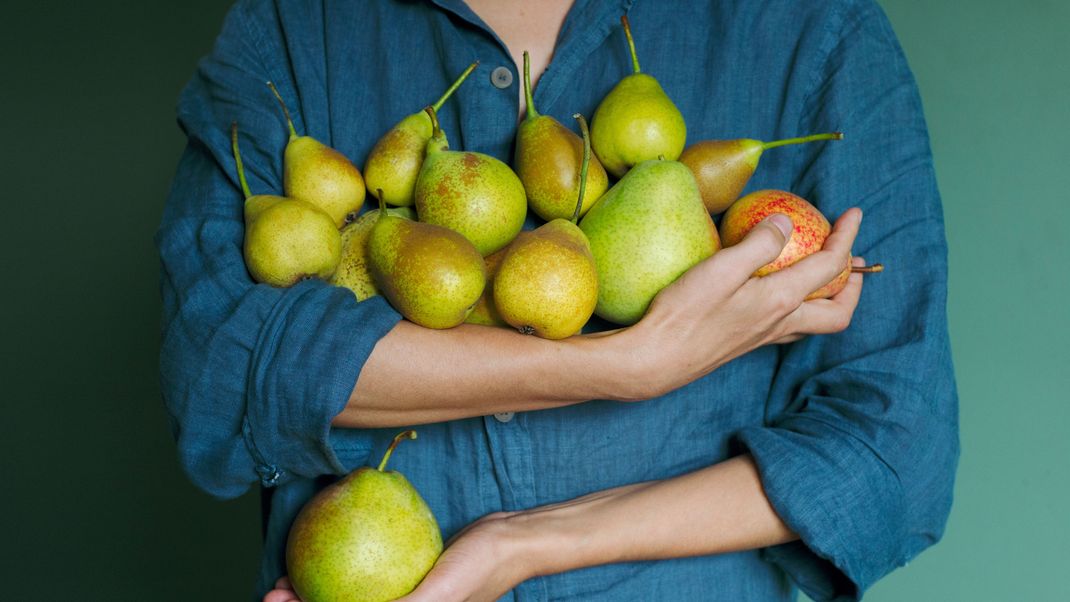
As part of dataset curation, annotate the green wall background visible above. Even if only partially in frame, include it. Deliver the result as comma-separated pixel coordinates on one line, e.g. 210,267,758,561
1,1,1066,600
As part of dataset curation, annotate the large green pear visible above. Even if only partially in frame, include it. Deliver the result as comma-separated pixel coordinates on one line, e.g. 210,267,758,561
580,160,720,325
590,16,686,177
287,431,443,602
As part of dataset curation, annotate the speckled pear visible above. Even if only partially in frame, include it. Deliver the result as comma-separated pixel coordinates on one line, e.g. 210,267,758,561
515,51,608,221
269,82,366,227
415,106,527,256
364,62,479,207
464,247,509,327
331,206,417,301
287,431,443,602
679,133,843,214
580,159,720,325
590,15,686,177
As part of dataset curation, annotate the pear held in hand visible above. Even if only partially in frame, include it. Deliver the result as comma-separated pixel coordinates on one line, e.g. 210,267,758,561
330,206,417,301
231,123,341,287
415,106,527,256
679,132,843,214
268,82,366,227
719,190,882,299
364,61,479,207
495,114,600,339
590,15,687,177
287,431,443,602
368,189,487,328
580,159,720,325
515,51,608,221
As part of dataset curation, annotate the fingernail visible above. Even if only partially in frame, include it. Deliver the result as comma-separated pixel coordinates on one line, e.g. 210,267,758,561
766,213,793,239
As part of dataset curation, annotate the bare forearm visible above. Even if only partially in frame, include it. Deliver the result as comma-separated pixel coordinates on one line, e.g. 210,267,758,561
513,455,796,577
334,321,637,428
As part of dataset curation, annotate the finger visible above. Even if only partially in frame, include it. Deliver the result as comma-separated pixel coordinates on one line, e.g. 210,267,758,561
707,213,794,287
781,260,864,336
263,590,299,602
761,208,861,301
274,577,292,590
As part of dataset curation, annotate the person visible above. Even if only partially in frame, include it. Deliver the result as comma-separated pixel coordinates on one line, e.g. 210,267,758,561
157,0,958,600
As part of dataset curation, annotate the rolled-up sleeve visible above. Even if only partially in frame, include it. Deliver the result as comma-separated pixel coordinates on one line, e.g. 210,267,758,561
155,2,400,499
737,2,959,599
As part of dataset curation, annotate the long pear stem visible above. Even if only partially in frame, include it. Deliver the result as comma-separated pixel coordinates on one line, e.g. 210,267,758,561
523,51,538,120
230,122,253,200
432,61,480,112
621,15,641,74
378,430,417,472
572,114,592,224
266,81,299,140
761,132,843,151
852,264,884,273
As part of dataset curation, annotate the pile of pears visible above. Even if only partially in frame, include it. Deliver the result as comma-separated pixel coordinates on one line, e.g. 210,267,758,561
235,15,879,343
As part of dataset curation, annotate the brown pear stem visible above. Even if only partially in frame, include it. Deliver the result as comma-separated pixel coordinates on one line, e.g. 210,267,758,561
572,113,592,224
620,15,641,74
376,188,387,217
761,132,843,151
432,61,479,112
377,430,417,472
230,122,253,200
852,264,884,273
523,51,538,120
266,81,299,140
425,105,442,138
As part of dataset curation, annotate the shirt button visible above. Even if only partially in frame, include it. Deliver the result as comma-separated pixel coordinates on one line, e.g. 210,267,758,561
493,412,515,423
490,66,514,89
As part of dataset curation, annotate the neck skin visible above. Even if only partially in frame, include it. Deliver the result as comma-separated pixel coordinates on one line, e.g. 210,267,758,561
465,0,574,120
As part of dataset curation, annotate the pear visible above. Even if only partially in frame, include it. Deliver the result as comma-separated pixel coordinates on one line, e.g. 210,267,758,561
231,123,341,287
414,106,527,256
495,115,600,339
368,189,487,328
364,62,479,207
590,15,686,178
515,51,608,222
268,82,366,227
679,133,843,214
287,431,443,602
464,247,509,327
580,159,720,325
331,206,417,301
719,190,882,299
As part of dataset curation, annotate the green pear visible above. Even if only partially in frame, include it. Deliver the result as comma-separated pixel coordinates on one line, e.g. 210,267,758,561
495,115,599,339
464,247,509,327
268,82,367,227
580,159,720,325
590,15,686,178
414,106,527,256
515,51,608,221
331,207,417,301
364,62,479,207
679,133,843,214
368,189,487,328
287,431,443,602
231,123,341,287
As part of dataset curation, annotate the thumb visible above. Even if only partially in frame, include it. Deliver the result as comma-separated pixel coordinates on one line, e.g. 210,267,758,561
715,213,793,286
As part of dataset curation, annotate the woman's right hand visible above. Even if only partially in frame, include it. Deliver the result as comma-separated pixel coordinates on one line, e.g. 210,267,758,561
620,208,865,400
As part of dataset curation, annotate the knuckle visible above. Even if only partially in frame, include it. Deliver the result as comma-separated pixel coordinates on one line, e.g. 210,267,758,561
768,286,801,314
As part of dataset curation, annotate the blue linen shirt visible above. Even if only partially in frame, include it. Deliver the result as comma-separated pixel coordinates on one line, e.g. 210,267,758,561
156,0,958,600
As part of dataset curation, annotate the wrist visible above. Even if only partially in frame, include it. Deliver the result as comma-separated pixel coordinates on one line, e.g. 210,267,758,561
572,326,662,401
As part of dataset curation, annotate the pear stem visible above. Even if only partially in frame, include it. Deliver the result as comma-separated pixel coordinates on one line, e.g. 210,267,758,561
572,114,592,224
432,61,479,112
230,122,253,200
266,81,299,140
523,51,538,120
377,430,417,472
425,106,442,139
621,15,641,74
761,132,843,151
376,188,387,216
852,264,884,273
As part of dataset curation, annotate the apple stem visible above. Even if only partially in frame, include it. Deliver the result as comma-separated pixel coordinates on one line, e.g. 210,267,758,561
230,122,253,200
852,264,884,273
523,51,538,120
572,113,592,224
432,61,479,112
761,132,843,151
266,81,299,141
378,430,417,472
621,15,641,74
